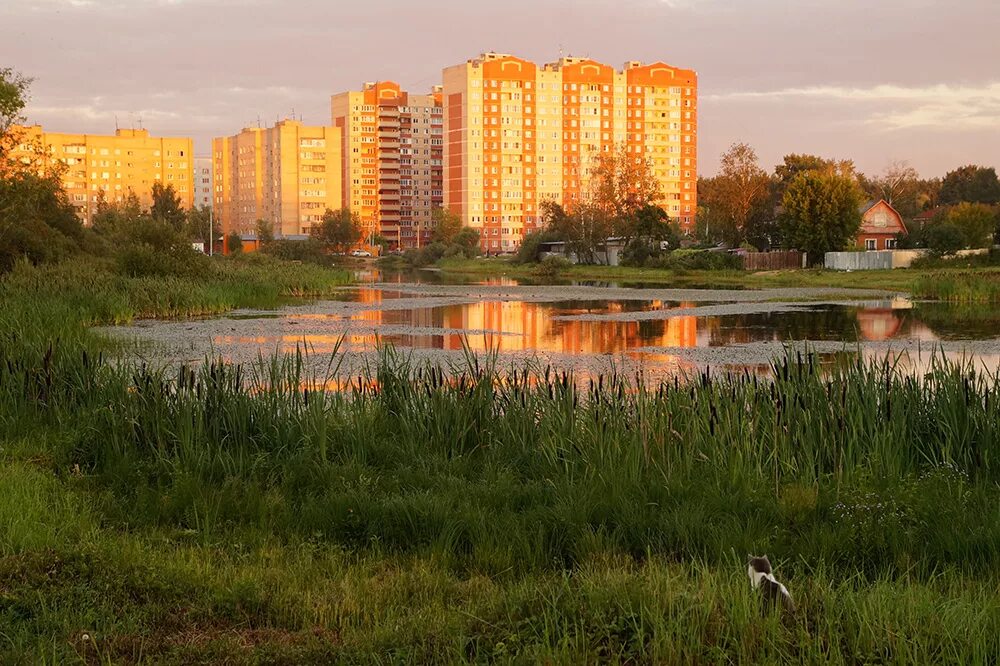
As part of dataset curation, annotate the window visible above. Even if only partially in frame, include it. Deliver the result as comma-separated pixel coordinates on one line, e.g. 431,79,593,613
886,239,897,249
865,239,877,251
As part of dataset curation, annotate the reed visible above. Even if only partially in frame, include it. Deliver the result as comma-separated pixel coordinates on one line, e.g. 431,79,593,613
2,260,999,662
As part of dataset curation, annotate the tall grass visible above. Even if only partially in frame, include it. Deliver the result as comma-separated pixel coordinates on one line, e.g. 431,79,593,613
2,259,1000,662
911,269,1000,302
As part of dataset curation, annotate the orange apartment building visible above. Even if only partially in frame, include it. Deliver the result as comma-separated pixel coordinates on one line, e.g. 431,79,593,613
331,82,444,251
212,119,342,239
442,52,697,252
9,125,194,224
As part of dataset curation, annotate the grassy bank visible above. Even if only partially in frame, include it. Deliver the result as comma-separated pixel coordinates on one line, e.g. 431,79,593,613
433,256,1000,299
3,249,1000,662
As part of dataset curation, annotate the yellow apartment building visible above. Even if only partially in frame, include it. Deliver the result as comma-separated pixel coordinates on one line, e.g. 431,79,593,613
331,82,443,250
212,119,342,239
442,52,697,252
9,125,194,224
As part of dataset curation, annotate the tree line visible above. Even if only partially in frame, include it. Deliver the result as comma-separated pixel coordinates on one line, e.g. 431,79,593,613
699,143,1000,260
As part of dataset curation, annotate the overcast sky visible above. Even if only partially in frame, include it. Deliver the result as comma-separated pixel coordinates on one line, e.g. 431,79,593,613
4,0,999,177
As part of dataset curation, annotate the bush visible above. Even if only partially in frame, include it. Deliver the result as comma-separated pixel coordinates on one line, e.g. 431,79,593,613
260,238,328,265
620,238,662,267
923,223,967,257
646,249,743,271
115,244,210,279
535,254,572,277
514,230,560,264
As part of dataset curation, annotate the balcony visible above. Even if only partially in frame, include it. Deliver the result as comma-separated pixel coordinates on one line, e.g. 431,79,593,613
380,213,401,222
378,131,398,139
378,151,399,161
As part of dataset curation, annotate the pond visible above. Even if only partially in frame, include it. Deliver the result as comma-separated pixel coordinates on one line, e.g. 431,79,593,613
100,274,1000,382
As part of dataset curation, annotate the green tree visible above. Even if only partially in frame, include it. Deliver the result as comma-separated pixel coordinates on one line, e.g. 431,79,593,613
0,67,32,166
780,171,863,263
944,202,996,248
226,232,243,255
184,206,213,248
0,171,86,271
92,191,147,237
150,182,186,231
313,207,362,253
255,218,275,244
588,143,663,239
939,165,1000,205
922,223,966,256
712,142,771,244
431,208,464,245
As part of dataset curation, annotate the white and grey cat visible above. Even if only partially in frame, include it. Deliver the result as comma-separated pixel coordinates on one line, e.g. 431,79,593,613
747,555,795,614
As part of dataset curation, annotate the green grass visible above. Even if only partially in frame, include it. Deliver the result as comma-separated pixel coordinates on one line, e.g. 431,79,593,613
433,256,1000,297
3,256,1000,662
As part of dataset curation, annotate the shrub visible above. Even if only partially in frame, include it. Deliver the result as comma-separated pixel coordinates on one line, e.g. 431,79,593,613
535,254,571,277
923,223,966,256
647,249,742,271
261,238,328,265
115,244,210,279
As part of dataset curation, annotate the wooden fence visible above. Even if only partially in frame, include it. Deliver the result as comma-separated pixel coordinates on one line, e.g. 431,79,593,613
741,250,806,271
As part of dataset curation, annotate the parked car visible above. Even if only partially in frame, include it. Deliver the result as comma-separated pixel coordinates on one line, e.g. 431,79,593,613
350,249,372,258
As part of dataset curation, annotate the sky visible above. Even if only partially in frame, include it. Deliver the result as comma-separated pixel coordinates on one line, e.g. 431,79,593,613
3,0,999,178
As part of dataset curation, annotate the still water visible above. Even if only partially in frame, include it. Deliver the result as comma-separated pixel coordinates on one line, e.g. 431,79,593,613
108,272,1000,380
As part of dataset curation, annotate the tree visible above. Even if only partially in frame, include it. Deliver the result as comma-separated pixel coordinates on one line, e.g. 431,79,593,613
774,154,855,187
226,232,243,255
939,165,1000,205
865,160,921,219
92,191,147,237
0,68,32,149
1,68,36,177
922,223,966,256
780,171,864,263
713,142,771,242
944,202,997,248
255,218,274,244
313,207,362,253
588,143,663,230
0,170,86,271
185,206,213,248
540,199,612,265
150,182,186,231
431,208,464,245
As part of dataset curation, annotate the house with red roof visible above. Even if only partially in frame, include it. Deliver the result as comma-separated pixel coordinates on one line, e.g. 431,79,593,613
856,200,907,250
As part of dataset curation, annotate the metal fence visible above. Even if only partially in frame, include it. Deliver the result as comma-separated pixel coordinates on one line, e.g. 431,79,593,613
824,251,894,270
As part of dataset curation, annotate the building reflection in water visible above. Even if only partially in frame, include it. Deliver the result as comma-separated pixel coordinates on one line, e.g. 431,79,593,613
211,291,1000,378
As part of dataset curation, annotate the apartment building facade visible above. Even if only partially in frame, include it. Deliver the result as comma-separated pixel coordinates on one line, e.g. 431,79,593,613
192,156,212,210
331,82,444,251
10,125,194,225
212,119,342,239
442,52,697,252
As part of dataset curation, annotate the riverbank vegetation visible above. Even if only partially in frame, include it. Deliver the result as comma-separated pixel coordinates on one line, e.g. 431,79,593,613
2,291,1000,662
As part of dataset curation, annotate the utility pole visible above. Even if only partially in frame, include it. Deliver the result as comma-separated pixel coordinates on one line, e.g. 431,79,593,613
208,207,213,256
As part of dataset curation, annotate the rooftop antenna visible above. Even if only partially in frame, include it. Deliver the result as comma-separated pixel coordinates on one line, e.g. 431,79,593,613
115,115,119,131
257,114,262,128
137,115,143,130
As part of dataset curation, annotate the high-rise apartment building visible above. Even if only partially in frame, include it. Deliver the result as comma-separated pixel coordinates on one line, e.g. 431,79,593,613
442,52,697,252
212,119,342,239
9,125,194,225
331,82,443,251
193,156,212,210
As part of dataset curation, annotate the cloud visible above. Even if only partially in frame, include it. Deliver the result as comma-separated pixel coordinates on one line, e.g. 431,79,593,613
705,82,1000,131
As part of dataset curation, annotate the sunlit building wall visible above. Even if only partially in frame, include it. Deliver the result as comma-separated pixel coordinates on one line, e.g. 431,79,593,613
10,125,194,225
212,119,342,239
442,52,698,252
331,82,444,250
